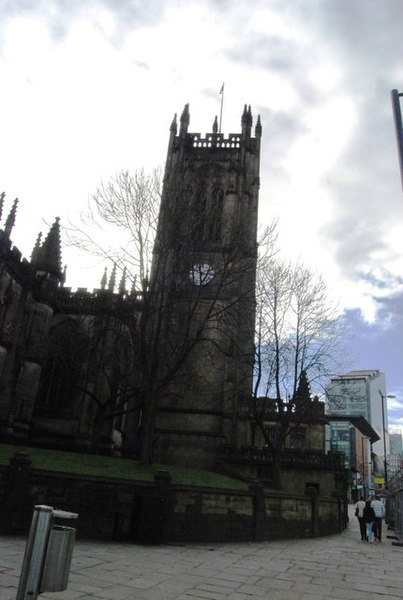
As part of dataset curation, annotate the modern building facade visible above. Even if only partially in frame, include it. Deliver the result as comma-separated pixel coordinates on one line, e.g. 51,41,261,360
389,430,403,479
325,369,389,492
326,369,389,457
390,430,403,455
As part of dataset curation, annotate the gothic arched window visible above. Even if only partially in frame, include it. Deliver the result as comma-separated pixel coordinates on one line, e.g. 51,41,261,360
191,164,224,242
36,318,85,413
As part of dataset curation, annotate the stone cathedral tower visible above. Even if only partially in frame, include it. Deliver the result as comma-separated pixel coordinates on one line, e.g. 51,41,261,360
147,104,261,468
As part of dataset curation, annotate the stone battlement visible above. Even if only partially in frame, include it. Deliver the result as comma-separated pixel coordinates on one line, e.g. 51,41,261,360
190,133,242,149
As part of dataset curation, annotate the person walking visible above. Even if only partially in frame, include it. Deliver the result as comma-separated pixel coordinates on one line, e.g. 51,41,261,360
363,499,376,542
371,494,385,541
354,496,367,541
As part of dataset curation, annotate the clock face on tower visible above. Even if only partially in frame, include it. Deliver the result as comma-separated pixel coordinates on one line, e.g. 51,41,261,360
189,263,215,286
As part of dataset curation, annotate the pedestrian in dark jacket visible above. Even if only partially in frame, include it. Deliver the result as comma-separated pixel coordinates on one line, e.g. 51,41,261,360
363,500,376,542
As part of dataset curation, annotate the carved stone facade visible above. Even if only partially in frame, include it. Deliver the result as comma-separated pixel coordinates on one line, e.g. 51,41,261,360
148,104,261,467
0,108,345,506
0,106,261,465
0,198,141,453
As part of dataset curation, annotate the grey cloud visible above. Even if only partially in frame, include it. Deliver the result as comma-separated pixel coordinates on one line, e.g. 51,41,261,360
260,108,308,182
1,0,166,44
358,270,403,291
3,0,86,40
281,1,403,288
313,0,403,64
319,143,401,283
323,207,393,281
224,31,322,110
225,35,297,72
221,4,402,310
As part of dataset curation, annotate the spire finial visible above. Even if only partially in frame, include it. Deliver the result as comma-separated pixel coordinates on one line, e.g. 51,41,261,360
34,217,63,279
4,198,18,239
170,113,177,134
294,369,311,406
255,114,262,138
212,116,218,134
241,104,248,125
31,231,42,263
100,267,107,290
241,105,252,139
0,192,5,222
179,103,190,136
108,263,116,292
119,267,126,295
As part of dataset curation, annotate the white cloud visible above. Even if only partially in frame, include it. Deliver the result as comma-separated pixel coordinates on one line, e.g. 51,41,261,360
1,0,403,414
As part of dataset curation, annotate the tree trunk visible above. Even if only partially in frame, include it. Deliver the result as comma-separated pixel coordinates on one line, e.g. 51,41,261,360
92,410,106,454
271,451,282,488
138,389,158,465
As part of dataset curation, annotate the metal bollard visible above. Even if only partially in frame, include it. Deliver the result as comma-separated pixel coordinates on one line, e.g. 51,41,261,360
17,505,78,600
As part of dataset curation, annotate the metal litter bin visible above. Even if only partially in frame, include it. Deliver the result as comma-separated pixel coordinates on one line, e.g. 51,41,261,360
40,525,76,592
17,505,78,600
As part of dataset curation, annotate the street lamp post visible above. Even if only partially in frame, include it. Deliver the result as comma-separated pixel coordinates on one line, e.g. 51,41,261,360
391,89,403,191
361,435,367,498
381,392,388,490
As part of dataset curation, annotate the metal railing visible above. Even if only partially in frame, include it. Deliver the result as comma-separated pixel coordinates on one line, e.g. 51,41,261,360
385,470,403,540
221,446,344,469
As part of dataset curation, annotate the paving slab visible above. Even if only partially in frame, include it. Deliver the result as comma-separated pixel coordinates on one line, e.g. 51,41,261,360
1,504,402,600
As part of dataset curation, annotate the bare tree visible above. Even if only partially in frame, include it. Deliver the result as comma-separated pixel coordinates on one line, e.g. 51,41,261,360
63,167,348,476
66,168,161,290
136,216,260,464
64,169,260,464
251,248,348,486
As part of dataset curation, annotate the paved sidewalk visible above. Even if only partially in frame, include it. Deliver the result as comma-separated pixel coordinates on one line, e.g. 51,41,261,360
1,505,403,600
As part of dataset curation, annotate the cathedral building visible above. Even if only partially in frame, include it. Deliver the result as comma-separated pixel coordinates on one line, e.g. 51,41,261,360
0,106,343,502
0,105,261,469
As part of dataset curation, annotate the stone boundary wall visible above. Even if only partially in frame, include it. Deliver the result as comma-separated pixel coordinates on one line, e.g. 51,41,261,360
0,454,346,543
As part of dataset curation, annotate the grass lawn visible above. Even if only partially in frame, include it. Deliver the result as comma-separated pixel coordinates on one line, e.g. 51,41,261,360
0,443,248,490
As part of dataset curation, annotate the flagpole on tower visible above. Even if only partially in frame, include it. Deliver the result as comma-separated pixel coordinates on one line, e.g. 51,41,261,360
219,83,224,133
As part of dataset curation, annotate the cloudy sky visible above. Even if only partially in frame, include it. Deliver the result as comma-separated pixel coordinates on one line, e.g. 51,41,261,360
1,0,403,431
